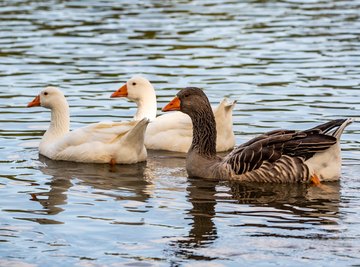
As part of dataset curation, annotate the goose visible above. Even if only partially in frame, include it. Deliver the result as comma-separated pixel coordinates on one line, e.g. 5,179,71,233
162,87,353,183
27,87,149,164
110,76,236,152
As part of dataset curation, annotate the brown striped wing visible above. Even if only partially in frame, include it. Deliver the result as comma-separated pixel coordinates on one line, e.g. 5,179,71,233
223,129,337,176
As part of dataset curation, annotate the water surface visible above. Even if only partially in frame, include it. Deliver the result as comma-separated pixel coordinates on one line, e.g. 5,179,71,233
1,0,360,266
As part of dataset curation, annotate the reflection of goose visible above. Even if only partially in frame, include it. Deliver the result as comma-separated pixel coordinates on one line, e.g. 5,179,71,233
111,76,236,152
185,179,218,244
168,179,340,260
163,87,352,183
29,155,153,218
227,181,340,220
27,87,149,164
30,170,72,217
168,178,219,261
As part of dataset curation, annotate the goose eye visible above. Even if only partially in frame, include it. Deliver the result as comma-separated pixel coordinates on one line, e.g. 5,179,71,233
132,82,136,86
44,92,48,96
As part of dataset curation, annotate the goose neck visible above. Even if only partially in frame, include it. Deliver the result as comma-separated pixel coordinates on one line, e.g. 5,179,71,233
44,102,70,140
134,96,157,121
191,109,217,158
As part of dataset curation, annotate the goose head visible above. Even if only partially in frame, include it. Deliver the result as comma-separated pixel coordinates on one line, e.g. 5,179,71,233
27,86,70,142
27,87,66,110
111,76,157,121
163,87,217,157
162,87,212,116
111,76,155,102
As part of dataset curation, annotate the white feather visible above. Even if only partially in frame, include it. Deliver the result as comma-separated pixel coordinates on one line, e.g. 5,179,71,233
112,76,236,152
30,87,149,164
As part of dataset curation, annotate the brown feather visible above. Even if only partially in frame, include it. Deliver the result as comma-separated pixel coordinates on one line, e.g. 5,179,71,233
224,127,338,175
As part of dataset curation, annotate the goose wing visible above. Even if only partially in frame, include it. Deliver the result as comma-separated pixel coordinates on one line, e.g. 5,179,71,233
57,121,138,148
76,121,137,143
223,128,337,175
145,111,193,152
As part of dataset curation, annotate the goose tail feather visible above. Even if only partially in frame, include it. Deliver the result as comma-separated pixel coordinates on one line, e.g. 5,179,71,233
308,118,353,139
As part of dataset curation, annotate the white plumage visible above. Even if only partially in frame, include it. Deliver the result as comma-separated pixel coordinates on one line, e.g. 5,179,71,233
28,87,149,164
111,76,236,152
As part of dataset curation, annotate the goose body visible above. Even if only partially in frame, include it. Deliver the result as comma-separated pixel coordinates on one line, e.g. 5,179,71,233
162,87,352,183
28,87,149,164
111,76,236,152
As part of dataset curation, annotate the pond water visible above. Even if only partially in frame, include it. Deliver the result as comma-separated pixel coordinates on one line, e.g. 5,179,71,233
1,0,360,266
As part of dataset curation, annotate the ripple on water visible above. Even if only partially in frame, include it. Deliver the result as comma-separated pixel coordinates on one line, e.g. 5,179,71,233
0,0,359,266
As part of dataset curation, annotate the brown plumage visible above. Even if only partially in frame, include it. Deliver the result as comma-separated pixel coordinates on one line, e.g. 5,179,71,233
162,87,352,183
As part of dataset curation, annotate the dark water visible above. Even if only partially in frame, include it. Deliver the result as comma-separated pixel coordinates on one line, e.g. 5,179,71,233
1,0,360,266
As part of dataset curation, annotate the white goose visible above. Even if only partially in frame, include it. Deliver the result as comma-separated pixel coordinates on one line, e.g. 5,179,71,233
110,76,236,153
27,87,149,164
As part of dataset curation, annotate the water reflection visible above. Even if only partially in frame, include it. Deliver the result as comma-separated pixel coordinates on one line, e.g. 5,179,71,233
226,181,341,230
168,179,341,260
169,178,218,261
28,155,152,221
1,0,359,264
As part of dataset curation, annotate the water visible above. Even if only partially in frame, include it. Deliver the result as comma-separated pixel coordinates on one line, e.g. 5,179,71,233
1,0,360,266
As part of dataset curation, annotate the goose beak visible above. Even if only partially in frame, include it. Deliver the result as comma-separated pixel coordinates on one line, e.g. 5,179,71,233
27,95,41,107
162,96,181,112
111,84,128,98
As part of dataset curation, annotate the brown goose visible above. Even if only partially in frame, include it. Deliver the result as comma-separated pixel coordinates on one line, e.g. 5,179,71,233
162,87,353,183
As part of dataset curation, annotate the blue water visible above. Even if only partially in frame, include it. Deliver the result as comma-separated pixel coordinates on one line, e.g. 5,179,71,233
0,0,359,266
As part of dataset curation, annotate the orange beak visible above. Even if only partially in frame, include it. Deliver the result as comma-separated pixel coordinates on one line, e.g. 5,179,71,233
111,84,128,98
27,95,41,107
162,96,181,112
